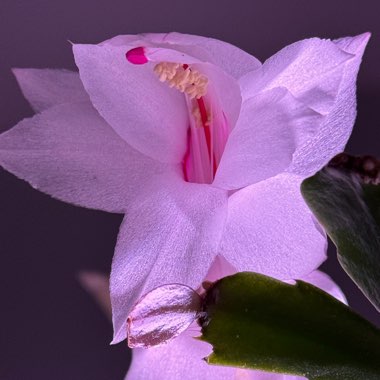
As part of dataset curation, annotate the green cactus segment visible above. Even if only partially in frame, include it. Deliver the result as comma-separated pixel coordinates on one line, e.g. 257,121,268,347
200,272,380,380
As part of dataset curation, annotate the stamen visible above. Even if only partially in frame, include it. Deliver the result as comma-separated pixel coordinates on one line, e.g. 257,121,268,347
124,49,229,184
154,62,180,82
153,62,208,99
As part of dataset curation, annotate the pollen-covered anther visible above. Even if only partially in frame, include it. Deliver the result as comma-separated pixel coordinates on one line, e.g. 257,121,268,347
153,62,180,82
154,62,208,99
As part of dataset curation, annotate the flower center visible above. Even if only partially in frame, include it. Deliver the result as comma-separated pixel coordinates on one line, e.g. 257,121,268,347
126,47,230,184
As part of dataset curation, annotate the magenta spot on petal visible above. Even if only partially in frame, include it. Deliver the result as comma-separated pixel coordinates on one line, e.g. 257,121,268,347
126,47,148,65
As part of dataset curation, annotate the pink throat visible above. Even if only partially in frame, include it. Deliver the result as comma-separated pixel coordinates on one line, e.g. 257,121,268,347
126,47,230,184
183,94,229,184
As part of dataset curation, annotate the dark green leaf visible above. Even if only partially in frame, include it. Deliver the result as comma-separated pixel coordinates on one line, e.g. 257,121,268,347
200,272,380,380
301,154,380,310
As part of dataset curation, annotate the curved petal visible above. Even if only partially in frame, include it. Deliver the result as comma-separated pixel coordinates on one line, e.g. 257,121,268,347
0,101,172,213
74,35,246,165
219,173,327,280
142,32,262,79
248,371,305,380
240,37,353,114
73,42,188,164
214,88,322,190
203,255,237,284
127,332,305,380
288,33,370,177
102,32,261,79
12,68,89,112
110,179,227,343
102,34,216,65
126,333,237,380
99,34,142,47
300,270,347,304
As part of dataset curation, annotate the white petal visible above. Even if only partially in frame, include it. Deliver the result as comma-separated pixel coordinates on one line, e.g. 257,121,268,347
0,102,172,212
288,33,370,177
111,178,227,343
214,88,321,190
73,42,188,164
219,173,327,280
140,32,262,79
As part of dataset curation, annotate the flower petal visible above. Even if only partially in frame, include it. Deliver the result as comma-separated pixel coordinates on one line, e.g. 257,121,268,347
12,68,89,112
240,37,353,113
214,88,322,190
219,173,327,280
142,32,262,79
73,42,189,164
99,34,142,47
300,270,347,304
0,101,171,212
126,333,237,380
246,371,305,380
127,332,306,379
203,255,237,284
110,179,227,343
288,33,370,177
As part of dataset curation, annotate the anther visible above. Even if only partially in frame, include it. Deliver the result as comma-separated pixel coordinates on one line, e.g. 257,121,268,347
153,62,208,99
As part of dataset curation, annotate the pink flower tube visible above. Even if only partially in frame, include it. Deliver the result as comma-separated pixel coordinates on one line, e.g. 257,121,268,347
0,32,369,351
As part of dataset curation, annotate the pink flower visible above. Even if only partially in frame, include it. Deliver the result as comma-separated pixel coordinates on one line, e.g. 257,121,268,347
0,32,369,347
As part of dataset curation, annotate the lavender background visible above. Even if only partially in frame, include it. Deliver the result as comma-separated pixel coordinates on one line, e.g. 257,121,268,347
0,0,379,379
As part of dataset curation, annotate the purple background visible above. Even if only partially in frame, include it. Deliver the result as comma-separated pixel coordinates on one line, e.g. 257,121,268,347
1,1,379,379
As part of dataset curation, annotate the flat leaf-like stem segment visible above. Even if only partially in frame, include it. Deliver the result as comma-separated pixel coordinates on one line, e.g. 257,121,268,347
301,154,380,311
200,272,380,379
